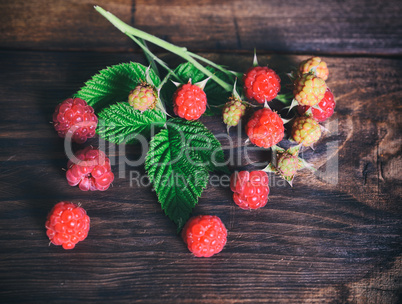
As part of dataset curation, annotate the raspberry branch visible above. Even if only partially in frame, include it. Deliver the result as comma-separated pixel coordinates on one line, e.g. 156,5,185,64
95,6,234,92
127,33,179,81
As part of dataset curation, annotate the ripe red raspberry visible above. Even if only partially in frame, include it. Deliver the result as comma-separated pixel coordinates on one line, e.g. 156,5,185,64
297,88,335,122
66,146,114,191
222,98,246,128
128,84,157,112
45,202,90,250
230,171,269,210
53,98,97,144
293,73,327,106
173,83,207,120
291,116,322,147
181,215,227,257
246,108,284,148
243,66,281,103
299,57,329,81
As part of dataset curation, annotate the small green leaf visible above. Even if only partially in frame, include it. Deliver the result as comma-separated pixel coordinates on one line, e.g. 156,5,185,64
174,62,207,82
275,92,294,105
74,62,161,111
97,102,166,144
287,144,301,156
145,118,228,230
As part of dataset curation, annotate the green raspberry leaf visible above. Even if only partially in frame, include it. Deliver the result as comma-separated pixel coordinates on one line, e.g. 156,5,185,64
74,62,161,111
166,118,229,173
173,62,208,83
145,118,228,230
97,102,166,144
145,128,208,230
161,62,233,116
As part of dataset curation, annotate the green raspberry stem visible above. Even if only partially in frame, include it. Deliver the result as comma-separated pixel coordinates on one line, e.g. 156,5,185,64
95,6,233,92
187,51,242,78
127,33,179,81
136,37,160,77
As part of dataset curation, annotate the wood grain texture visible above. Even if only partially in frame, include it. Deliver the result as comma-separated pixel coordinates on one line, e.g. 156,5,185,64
0,51,401,303
1,0,402,55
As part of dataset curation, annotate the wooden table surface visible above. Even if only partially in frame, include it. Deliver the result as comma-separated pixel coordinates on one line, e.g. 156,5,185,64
0,1,401,303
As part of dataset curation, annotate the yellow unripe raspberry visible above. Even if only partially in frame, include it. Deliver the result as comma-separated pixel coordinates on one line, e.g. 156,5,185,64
299,57,329,81
291,116,322,147
293,74,327,106
128,84,157,112
223,98,246,127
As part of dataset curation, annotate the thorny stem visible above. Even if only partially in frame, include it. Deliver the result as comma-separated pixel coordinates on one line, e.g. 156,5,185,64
95,6,233,92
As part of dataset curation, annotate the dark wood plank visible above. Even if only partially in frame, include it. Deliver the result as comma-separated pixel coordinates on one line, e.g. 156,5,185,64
0,51,401,303
1,0,402,55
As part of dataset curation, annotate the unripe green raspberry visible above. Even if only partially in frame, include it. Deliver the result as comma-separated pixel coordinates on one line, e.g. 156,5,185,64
223,98,246,127
128,84,157,112
292,116,322,147
299,57,329,81
293,74,327,106
277,153,299,178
